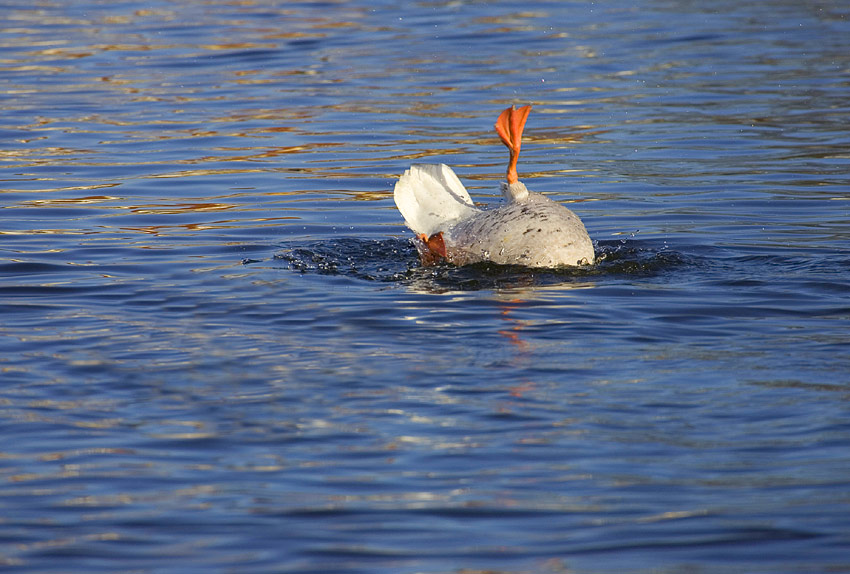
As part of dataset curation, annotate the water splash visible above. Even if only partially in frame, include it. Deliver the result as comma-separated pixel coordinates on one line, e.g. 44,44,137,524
258,236,693,291
271,238,418,282
592,238,689,277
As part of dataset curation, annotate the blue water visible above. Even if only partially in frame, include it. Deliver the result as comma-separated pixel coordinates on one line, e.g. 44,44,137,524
2,1,849,572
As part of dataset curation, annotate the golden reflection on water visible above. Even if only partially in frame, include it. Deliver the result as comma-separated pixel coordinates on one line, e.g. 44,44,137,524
0,0,613,252
21,195,121,207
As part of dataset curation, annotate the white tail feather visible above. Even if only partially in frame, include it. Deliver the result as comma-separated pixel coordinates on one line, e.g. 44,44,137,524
393,164,479,237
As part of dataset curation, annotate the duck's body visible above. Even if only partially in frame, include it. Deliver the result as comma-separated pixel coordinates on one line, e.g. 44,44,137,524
394,105,594,268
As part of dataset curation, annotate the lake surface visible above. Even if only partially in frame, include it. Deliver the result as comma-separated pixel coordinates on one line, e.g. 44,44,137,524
2,1,849,572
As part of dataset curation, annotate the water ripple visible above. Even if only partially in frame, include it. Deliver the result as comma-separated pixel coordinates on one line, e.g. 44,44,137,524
2,1,850,573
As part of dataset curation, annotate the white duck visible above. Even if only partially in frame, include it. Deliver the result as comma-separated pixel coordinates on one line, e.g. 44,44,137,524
393,105,594,268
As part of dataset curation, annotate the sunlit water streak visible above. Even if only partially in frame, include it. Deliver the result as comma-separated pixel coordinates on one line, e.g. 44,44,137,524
1,1,850,573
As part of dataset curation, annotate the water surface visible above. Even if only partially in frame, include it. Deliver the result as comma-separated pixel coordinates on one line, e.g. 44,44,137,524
2,1,850,572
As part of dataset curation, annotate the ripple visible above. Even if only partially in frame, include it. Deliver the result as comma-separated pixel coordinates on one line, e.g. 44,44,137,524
265,237,694,292
3,1,850,573
270,237,418,282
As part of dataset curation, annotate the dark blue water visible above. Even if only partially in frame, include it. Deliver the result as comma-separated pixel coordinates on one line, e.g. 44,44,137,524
2,1,849,572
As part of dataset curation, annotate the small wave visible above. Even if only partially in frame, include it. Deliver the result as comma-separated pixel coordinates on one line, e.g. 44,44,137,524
270,238,419,282
259,237,693,291
592,240,694,277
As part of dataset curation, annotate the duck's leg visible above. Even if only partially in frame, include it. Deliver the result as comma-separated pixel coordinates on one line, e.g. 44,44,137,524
416,231,447,265
494,105,531,184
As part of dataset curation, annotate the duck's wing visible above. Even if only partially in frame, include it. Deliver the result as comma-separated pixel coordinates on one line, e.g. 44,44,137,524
393,164,479,237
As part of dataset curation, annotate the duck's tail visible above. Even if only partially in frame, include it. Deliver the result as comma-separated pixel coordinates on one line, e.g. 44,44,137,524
393,164,479,238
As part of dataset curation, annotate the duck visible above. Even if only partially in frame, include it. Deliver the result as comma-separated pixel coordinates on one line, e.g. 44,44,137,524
393,105,595,268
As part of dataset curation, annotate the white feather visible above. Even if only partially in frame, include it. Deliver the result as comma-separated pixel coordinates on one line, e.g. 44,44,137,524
393,164,479,237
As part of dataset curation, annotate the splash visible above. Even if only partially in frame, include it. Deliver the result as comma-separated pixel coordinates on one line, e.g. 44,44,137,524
271,238,418,282
254,236,692,291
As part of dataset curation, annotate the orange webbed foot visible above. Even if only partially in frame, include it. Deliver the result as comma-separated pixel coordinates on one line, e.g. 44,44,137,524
418,232,447,265
494,105,531,184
